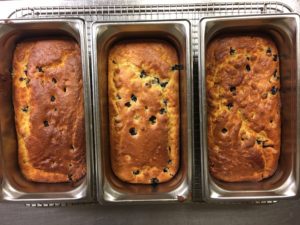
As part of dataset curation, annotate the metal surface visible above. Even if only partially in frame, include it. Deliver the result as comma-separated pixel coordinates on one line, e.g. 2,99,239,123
92,21,192,203
1,199,300,225
199,13,300,202
4,2,293,58
0,0,296,205
4,0,293,204
0,18,93,202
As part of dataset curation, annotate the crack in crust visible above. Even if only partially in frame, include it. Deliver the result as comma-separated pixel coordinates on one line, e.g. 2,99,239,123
13,39,86,183
206,35,281,182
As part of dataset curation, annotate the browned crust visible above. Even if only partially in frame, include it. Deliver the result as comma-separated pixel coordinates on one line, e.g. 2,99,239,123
13,39,86,183
206,35,281,182
108,40,180,184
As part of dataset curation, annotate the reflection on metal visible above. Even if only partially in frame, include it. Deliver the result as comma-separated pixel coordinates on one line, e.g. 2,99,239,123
6,2,292,55
92,21,192,203
199,14,300,202
0,19,93,203
0,0,297,205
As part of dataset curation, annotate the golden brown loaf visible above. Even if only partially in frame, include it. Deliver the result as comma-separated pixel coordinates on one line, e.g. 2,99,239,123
13,39,86,183
108,40,180,184
206,35,281,182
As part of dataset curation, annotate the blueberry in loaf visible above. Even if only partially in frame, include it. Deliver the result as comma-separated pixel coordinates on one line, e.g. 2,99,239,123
108,40,180,184
13,39,86,183
206,35,281,182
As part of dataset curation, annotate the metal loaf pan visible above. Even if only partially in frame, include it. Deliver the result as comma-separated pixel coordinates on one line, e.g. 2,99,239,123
92,20,192,203
199,14,300,202
0,18,93,202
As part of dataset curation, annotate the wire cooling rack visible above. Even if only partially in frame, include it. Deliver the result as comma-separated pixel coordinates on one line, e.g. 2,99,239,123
5,1,293,203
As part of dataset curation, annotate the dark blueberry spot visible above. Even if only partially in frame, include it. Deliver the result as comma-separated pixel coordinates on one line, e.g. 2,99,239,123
270,119,273,123
116,94,121,100
151,77,160,84
52,78,57,83
266,47,272,56
171,64,184,71
246,64,251,72
21,106,28,112
159,108,166,114
271,86,278,95
221,128,227,133
229,47,236,55
168,146,171,152
54,108,57,111
149,115,156,124
256,139,262,145
24,70,28,75
145,106,148,110
51,96,56,102
63,87,67,92
163,99,168,105
132,170,140,175
43,120,49,127
131,94,137,102
125,102,131,107
112,60,117,64
246,56,250,61
163,167,169,173
151,178,159,185
160,81,168,88
140,70,147,78
129,127,137,136
145,82,151,88
19,77,25,81
168,159,172,164
227,102,233,109
229,86,236,93
37,66,43,72
273,54,278,61
68,174,72,181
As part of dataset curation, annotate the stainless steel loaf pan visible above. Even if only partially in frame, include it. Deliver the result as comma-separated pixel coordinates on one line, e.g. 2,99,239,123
92,20,192,203
199,14,300,202
0,18,93,202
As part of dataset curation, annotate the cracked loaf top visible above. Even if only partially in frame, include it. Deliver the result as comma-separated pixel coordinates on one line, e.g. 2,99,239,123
108,40,180,184
13,39,86,183
206,35,281,182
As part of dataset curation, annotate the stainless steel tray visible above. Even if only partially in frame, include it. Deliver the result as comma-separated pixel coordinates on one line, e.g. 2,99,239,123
92,20,192,203
0,0,297,206
199,13,300,202
0,18,93,202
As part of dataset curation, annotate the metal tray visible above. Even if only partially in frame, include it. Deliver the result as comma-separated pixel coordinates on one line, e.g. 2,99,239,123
0,1,296,206
92,20,192,203
0,18,93,202
199,13,300,202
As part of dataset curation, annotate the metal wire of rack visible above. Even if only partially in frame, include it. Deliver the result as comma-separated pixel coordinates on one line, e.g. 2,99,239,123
7,2,292,55
5,1,293,203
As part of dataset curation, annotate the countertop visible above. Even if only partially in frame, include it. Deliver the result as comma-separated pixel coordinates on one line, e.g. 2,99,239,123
0,200,298,225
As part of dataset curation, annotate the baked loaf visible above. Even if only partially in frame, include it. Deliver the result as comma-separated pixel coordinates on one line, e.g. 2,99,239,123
13,39,86,183
108,40,180,184
206,35,281,182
